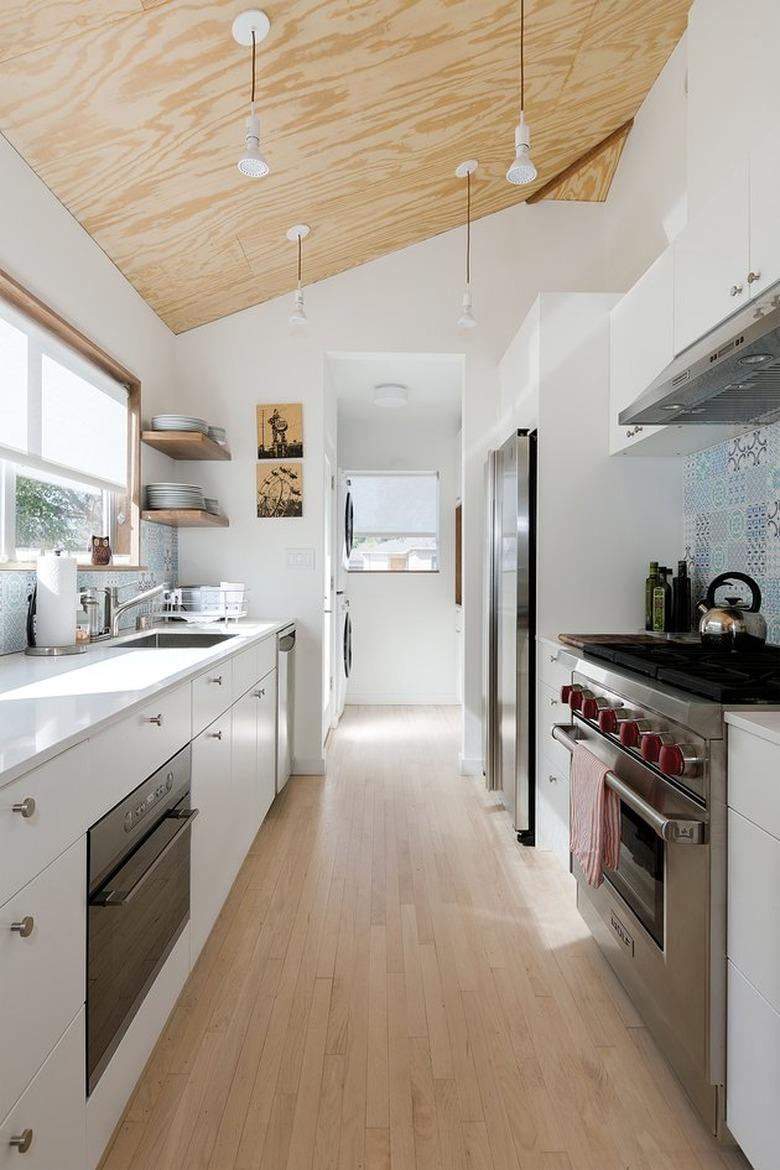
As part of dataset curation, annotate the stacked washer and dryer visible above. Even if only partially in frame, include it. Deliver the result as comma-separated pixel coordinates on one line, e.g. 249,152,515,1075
333,475,353,726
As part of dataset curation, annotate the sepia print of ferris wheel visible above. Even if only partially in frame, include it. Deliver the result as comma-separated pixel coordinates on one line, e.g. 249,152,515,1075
256,462,303,518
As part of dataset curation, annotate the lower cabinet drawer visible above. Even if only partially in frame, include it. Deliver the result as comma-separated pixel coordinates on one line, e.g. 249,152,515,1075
0,1009,86,1170
232,645,259,702
728,808,780,1012
0,741,90,907
727,961,780,1170
538,641,576,695
256,635,276,685
0,837,86,1122
537,681,572,777
89,683,192,820
192,659,233,737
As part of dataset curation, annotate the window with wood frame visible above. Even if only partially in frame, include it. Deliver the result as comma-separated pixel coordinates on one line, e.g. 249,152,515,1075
0,270,141,566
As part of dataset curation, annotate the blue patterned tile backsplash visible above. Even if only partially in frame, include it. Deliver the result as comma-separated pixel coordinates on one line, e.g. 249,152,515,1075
683,424,780,644
0,521,178,655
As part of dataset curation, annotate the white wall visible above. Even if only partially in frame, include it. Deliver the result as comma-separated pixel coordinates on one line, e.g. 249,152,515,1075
0,136,175,488
339,417,459,704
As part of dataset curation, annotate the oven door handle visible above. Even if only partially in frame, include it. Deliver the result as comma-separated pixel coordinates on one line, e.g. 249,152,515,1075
551,725,706,845
91,808,199,907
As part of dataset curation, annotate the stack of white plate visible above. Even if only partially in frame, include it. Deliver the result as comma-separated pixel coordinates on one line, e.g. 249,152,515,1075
204,498,221,515
151,415,208,434
207,426,227,444
146,483,205,510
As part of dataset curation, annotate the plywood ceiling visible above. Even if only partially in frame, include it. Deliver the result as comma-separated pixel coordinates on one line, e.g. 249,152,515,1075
0,1,691,333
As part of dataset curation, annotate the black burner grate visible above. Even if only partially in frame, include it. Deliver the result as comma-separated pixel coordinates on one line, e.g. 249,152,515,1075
582,641,780,702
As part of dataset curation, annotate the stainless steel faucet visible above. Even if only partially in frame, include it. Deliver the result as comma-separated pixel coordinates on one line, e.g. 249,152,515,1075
109,583,169,637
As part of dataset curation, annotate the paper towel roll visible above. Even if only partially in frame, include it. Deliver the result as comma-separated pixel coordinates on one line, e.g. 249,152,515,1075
36,552,78,648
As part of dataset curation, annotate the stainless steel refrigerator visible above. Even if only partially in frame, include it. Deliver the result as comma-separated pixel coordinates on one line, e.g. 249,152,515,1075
483,430,536,843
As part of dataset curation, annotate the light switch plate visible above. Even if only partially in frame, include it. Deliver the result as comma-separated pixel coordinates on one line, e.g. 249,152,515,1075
287,548,315,570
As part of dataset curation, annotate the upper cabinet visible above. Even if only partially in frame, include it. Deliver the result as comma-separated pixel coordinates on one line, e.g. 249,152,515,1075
747,133,780,302
610,250,673,455
673,170,750,355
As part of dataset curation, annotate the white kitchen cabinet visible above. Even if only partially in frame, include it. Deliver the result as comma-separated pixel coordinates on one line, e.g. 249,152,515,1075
255,669,277,824
609,250,671,454
232,686,261,856
0,837,86,1122
537,752,571,875
192,659,233,738
747,131,780,303
0,1009,86,1170
674,170,750,355
190,710,234,963
728,808,780,1011
727,962,780,1170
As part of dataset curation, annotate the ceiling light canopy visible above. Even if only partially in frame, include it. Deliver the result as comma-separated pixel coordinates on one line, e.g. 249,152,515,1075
373,383,409,409
233,10,271,179
506,0,538,187
455,159,478,329
287,224,310,326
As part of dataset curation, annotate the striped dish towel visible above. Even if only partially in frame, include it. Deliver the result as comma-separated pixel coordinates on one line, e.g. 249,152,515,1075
569,742,621,888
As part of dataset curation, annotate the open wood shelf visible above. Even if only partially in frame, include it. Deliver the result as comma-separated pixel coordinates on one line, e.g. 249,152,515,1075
142,509,229,528
142,431,231,461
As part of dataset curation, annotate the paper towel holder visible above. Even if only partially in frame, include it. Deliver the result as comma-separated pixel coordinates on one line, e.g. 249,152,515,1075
24,553,87,657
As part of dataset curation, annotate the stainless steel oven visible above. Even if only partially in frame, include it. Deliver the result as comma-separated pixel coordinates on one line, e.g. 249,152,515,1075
552,660,728,1137
86,744,197,1095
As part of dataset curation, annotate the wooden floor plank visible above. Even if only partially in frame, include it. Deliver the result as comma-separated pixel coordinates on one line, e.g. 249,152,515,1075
99,707,748,1170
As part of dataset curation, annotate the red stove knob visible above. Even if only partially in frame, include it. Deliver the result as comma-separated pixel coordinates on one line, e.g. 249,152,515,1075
582,696,609,720
641,732,674,764
570,688,594,712
560,685,573,703
619,719,652,748
658,743,700,778
598,708,631,734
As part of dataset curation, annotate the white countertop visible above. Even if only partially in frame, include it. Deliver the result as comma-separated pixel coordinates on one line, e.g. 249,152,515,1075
725,709,780,749
0,619,292,787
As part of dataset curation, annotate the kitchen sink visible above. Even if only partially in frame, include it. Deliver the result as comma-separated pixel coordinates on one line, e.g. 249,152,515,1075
112,631,239,649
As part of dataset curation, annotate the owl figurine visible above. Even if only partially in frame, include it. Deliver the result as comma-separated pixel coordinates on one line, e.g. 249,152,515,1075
91,536,112,566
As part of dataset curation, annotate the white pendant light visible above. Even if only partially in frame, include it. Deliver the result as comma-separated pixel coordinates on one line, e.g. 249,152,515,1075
455,159,478,329
287,224,310,326
506,0,538,186
233,10,271,178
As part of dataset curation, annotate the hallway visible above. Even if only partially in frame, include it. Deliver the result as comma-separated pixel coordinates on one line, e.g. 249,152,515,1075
101,707,747,1170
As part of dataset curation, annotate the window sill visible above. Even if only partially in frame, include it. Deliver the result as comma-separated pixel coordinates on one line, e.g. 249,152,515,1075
347,569,440,575
0,563,149,573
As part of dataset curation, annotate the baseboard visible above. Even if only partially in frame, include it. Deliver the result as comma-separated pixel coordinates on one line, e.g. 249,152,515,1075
459,754,484,776
346,693,460,706
292,755,326,776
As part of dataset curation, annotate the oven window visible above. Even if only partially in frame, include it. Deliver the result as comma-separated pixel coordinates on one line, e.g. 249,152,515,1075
605,803,665,948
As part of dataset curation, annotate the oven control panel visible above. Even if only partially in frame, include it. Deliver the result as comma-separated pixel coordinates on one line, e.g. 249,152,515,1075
561,676,708,801
123,769,175,833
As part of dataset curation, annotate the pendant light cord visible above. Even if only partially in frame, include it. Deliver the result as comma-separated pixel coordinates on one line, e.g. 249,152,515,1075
251,30,256,105
520,0,525,112
466,172,471,286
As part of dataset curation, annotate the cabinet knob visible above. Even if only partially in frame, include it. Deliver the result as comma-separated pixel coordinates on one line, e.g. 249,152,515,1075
747,270,761,285
9,1129,33,1153
253,689,265,698
549,696,558,707
207,730,223,740
11,798,36,819
208,675,223,686
548,774,558,784
144,714,163,726
10,916,34,938
625,425,644,438
548,653,558,663
730,283,744,297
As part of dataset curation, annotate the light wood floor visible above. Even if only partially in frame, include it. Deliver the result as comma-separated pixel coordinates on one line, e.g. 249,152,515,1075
102,706,750,1170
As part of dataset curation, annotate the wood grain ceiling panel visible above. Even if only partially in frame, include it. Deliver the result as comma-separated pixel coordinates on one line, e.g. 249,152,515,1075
0,0,691,332
0,1,143,65
529,119,633,202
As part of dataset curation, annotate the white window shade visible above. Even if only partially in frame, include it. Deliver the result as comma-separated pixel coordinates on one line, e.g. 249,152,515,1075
41,355,127,489
350,472,438,536
0,301,128,492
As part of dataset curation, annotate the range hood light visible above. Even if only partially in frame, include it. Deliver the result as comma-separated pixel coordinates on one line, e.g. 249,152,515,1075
739,353,772,365
662,404,682,411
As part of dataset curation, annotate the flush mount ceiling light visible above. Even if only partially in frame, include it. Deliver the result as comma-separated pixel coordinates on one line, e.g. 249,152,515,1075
286,224,310,326
232,9,271,178
506,0,538,186
373,383,409,409
455,159,478,329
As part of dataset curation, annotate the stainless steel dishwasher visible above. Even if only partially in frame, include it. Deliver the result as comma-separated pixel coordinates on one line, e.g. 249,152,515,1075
276,625,295,791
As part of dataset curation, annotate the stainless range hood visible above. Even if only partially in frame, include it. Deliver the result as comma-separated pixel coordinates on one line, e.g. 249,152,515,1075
620,282,780,426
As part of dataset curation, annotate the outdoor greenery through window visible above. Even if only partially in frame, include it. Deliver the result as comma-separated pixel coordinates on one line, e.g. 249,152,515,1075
0,298,128,564
348,471,439,572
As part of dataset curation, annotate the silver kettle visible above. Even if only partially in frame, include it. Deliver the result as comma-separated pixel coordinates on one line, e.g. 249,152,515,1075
697,572,767,649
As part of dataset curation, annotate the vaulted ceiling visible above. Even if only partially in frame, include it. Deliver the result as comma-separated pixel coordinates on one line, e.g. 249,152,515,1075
0,1,691,333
